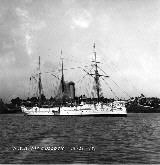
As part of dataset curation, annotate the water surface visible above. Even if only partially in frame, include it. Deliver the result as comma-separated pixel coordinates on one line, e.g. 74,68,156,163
1,113,160,164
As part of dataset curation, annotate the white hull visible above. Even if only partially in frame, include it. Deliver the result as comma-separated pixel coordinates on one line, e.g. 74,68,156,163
21,101,127,116
21,106,59,116
59,104,126,116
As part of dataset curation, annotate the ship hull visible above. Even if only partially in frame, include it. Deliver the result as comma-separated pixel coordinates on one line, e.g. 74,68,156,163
21,106,59,116
21,101,127,116
25,114,127,117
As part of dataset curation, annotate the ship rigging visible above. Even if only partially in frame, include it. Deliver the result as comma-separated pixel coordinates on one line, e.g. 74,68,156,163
21,43,127,116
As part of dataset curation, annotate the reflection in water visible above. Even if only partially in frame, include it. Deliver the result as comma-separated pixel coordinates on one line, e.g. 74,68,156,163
1,113,160,163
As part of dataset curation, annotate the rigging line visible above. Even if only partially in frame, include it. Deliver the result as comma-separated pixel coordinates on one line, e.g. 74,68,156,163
89,75,93,98
109,77,131,98
101,77,119,100
76,66,94,84
44,70,54,74
76,73,88,84
110,79,131,98
31,78,36,97
97,66,131,98
32,73,39,77
57,65,90,71
96,48,124,74
108,61,140,95
47,65,90,74
46,72,60,80
82,68,95,79
85,86,90,97
97,47,140,95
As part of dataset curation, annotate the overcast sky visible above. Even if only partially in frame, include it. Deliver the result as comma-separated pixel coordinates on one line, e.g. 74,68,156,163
1,0,160,101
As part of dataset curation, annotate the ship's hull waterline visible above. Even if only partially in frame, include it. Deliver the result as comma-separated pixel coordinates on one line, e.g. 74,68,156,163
21,102,127,116
25,114,127,117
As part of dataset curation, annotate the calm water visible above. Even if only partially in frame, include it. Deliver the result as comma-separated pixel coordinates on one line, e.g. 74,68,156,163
1,113,160,164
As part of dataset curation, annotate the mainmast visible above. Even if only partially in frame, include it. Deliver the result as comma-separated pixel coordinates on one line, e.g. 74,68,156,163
85,43,109,102
38,56,42,106
93,43,100,101
61,50,65,94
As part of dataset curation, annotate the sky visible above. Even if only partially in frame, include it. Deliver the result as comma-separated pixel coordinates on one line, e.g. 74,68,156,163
1,0,160,102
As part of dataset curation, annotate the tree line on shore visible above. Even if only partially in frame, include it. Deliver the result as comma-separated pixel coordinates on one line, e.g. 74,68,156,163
1,94,160,113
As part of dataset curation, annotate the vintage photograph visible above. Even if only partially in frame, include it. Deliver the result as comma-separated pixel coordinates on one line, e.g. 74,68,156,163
0,0,160,164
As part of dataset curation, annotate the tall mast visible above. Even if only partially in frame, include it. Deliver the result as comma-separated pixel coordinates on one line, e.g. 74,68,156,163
38,56,42,106
84,44,109,101
93,43,100,102
61,50,65,94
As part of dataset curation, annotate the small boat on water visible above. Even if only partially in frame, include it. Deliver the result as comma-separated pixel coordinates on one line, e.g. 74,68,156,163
21,44,127,116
